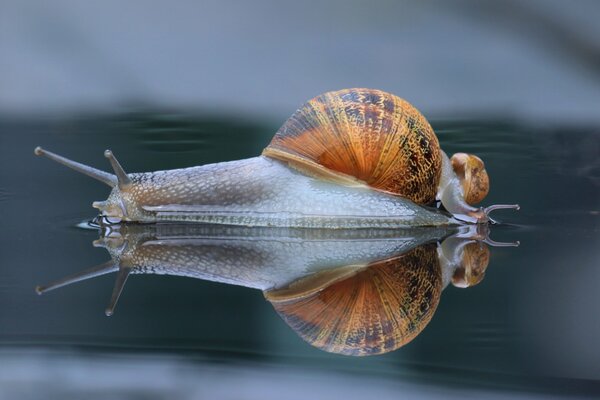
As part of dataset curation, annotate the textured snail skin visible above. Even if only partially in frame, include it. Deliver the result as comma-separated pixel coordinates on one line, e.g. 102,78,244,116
35,224,460,314
99,224,457,291
35,89,518,227
105,156,453,228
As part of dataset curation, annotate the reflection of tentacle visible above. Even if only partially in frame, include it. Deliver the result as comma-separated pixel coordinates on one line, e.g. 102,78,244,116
36,260,117,294
105,269,130,316
455,224,519,247
483,236,520,247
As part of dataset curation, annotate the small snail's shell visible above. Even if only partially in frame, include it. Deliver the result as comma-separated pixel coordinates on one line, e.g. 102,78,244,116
450,153,490,205
263,88,442,204
266,244,442,356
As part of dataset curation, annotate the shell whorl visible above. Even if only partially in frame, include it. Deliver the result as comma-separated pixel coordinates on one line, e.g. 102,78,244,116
267,244,443,356
263,89,442,204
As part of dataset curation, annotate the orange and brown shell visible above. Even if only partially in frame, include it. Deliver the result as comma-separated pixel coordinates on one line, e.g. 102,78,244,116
450,153,490,205
265,244,443,356
263,88,443,205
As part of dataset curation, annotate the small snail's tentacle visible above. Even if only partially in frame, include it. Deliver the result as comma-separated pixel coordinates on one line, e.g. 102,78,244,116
105,268,130,317
35,260,117,295
484,204,521,214
104,150,132,189
483,204,520,225
34,147,117,187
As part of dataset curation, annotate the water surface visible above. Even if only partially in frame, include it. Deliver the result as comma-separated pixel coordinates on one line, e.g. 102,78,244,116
0,113,598,398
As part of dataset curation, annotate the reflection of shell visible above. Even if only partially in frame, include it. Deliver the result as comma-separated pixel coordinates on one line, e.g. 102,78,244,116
263,88,442,204
452,241,490,288
266,244,442,356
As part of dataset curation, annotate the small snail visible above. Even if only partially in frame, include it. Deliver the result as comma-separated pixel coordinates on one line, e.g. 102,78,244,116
36,223,515,355
34,88,518,227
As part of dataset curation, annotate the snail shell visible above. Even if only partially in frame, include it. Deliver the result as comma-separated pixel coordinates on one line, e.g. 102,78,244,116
265,244,442,356
264,88,442,204
450,153,489,205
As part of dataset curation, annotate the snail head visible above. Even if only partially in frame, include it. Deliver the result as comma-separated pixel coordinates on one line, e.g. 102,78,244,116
34,147,140,222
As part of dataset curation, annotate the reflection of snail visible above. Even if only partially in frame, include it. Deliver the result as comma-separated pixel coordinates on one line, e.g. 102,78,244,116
36,224,515,355
34,89,518,227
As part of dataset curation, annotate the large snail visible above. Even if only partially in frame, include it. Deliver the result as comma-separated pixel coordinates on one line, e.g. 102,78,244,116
34,88,518,227
36,223,505,355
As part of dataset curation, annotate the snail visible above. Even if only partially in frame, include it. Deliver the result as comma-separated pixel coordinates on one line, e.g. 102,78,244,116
36,223,515,355
34,88,519,227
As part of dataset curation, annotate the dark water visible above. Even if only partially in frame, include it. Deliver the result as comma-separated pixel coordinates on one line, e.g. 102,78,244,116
0,113,599,399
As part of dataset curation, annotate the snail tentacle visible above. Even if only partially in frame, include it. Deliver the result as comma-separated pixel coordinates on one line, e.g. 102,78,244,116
104,149,132,189
34,147,117,187
484,204,521,215
482,204,521,225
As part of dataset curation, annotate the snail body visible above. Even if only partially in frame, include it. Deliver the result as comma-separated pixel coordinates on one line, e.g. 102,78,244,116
34,89,518,227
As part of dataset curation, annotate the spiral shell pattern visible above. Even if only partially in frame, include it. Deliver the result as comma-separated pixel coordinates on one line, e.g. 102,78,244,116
264,88,442,204
450,153,490,205
267,244,443,356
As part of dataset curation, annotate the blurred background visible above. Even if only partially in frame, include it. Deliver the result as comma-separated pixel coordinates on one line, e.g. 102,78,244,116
1,0,599,123
1,1,599,399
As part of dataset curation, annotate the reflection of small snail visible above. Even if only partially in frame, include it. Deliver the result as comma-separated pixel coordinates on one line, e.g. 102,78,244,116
36,224,515,355
34,89,518,227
